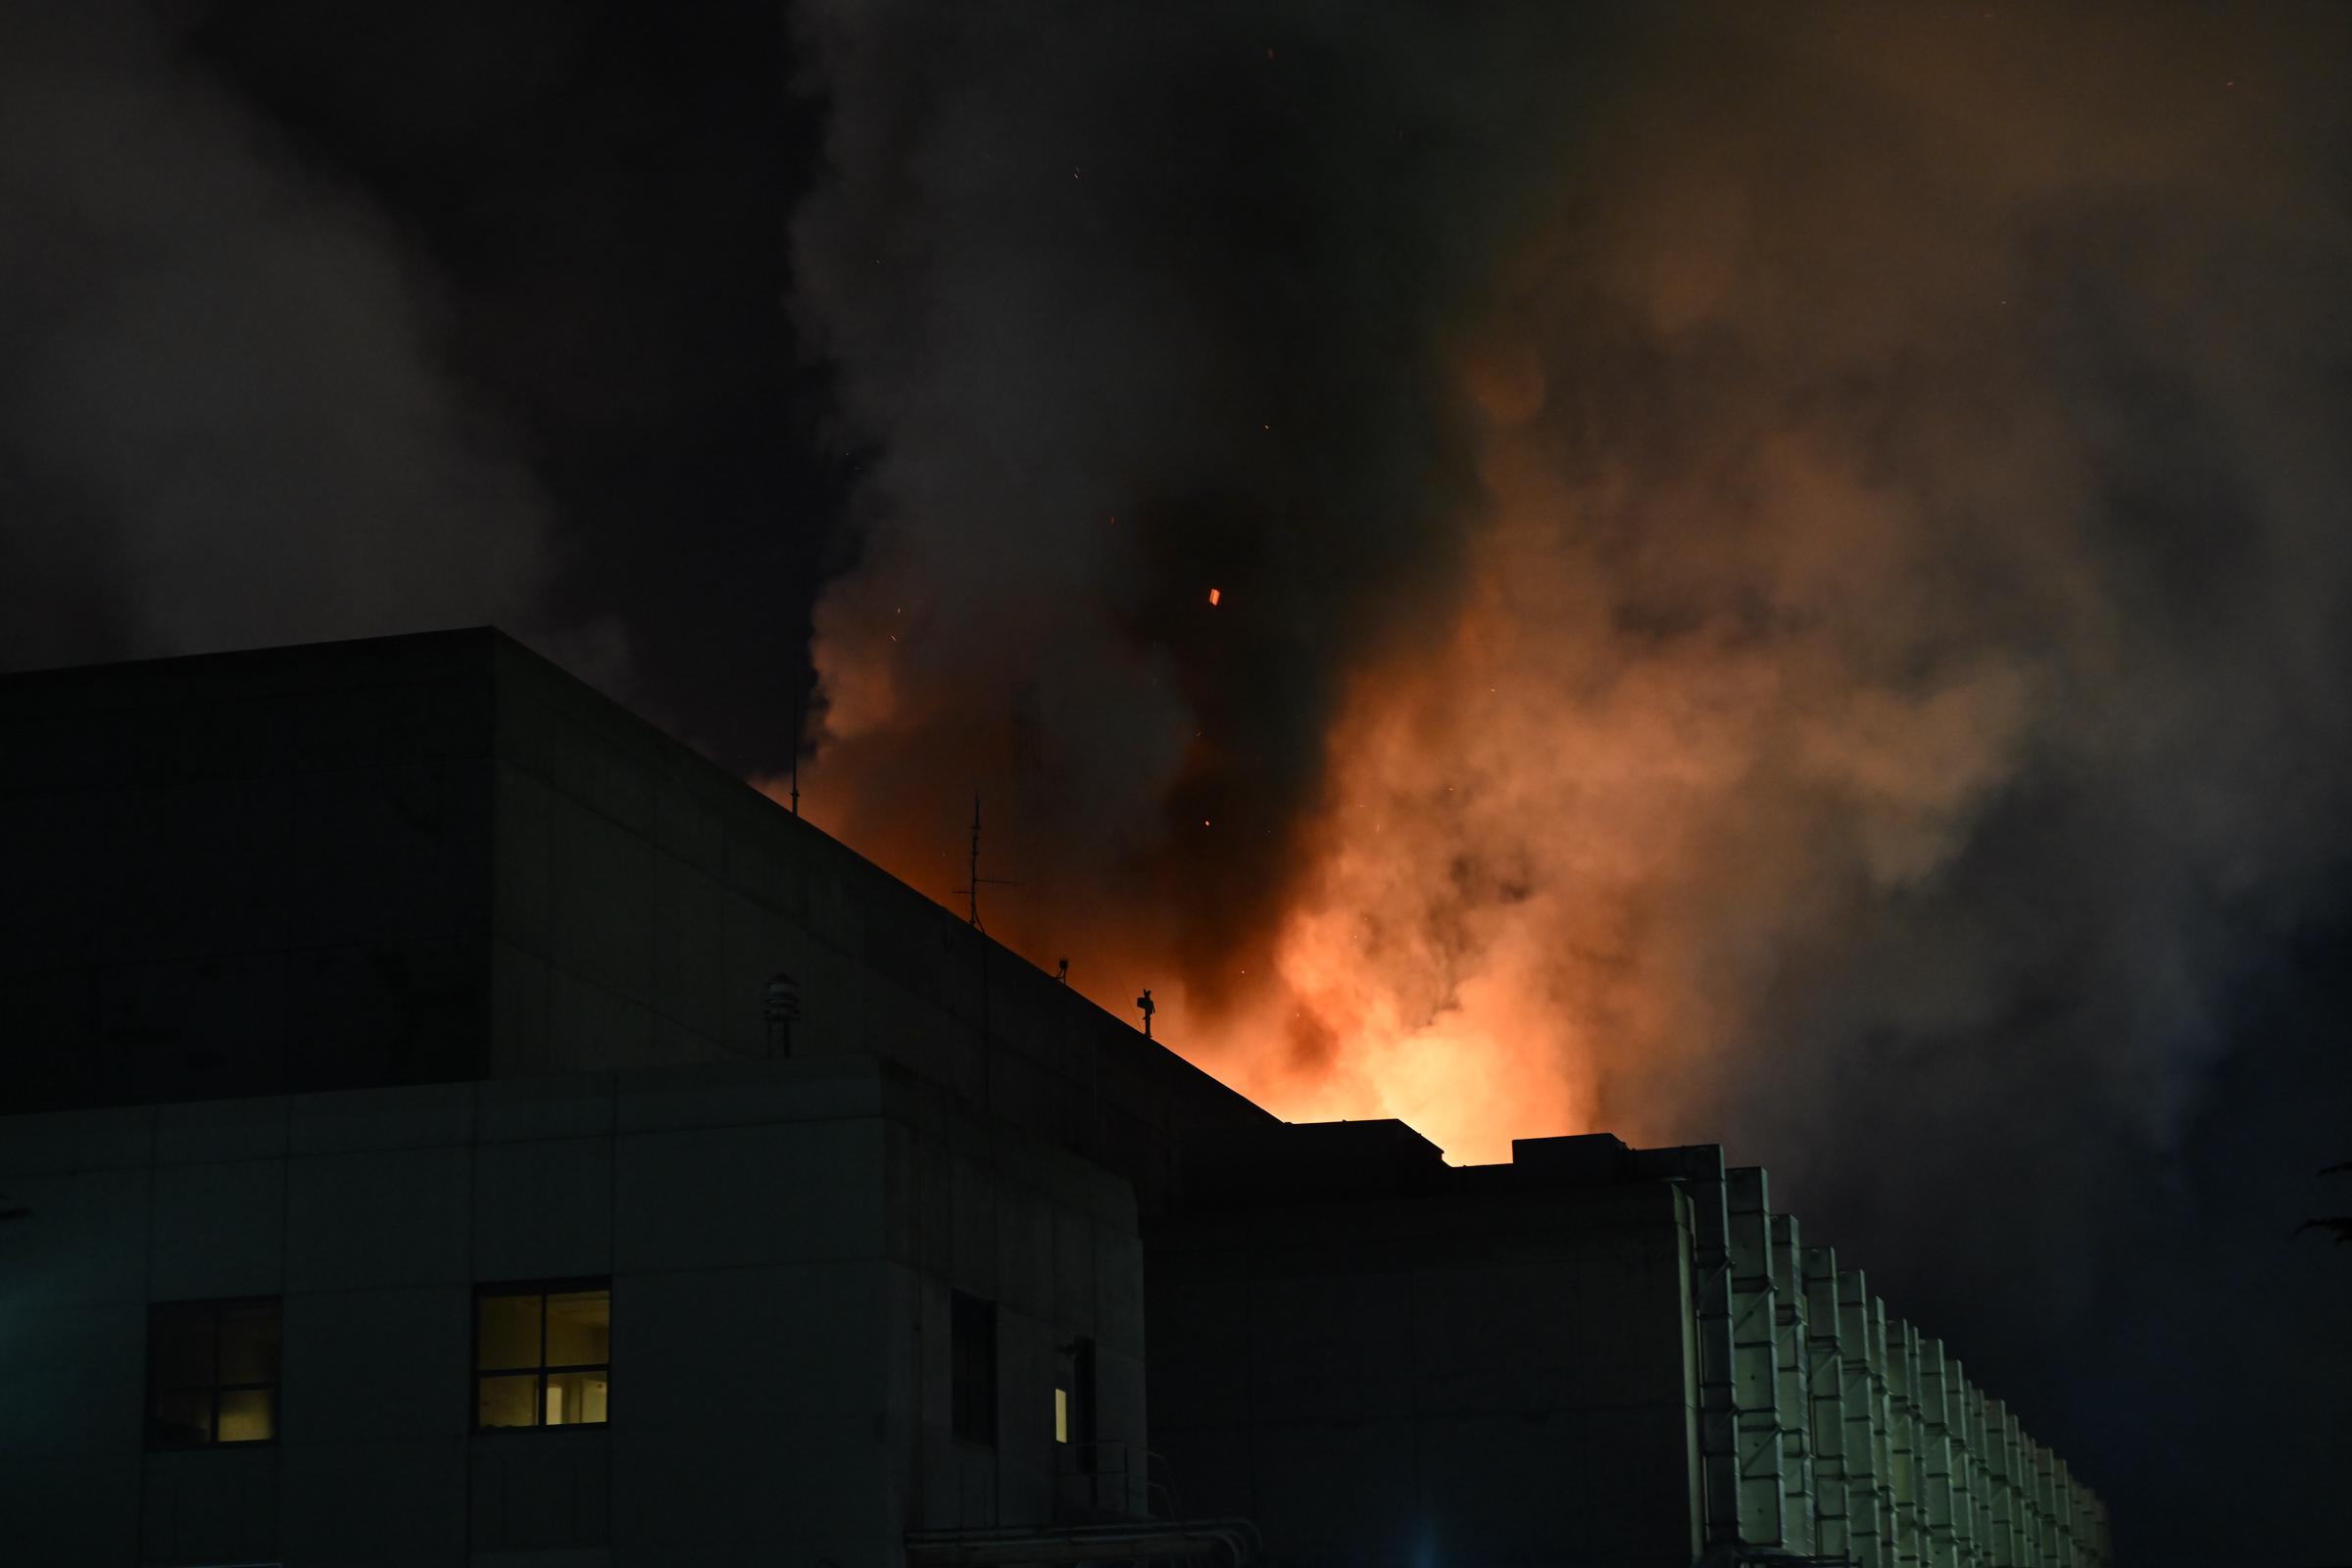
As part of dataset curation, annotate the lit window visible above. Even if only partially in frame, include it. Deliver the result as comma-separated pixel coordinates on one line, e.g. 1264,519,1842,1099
475,1283,610,1429
952,1291,996,1445
1054,1386,1069,1444
148,1299,279,1447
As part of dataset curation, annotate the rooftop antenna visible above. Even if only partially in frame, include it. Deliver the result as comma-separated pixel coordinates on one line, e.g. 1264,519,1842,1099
1135,987,1155,1039
788,694,802,817
955,791,1020,932
763,972,802,1057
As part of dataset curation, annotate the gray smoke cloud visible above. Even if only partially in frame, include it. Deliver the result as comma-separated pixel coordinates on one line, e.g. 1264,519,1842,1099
793,5,2352,1556
789,3,1591,960
0,0,572,671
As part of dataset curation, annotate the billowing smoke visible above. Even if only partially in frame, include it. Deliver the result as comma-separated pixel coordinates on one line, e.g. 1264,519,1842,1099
0,1,569,670
792,0,2352,1478
795,0,2349,1154
788,5,1597,958
1247,6,2352,1200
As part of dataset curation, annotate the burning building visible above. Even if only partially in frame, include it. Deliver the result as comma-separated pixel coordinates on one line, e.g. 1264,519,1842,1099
0,629,2104,1566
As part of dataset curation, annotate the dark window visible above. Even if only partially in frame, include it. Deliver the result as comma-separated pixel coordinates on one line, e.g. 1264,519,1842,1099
1066,1336,1098,1471
475,1283,610,1429
147,1298,279,1447
952,1291,997,1445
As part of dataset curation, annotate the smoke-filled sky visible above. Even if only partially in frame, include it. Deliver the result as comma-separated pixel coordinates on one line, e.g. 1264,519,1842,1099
2,3,2347,1558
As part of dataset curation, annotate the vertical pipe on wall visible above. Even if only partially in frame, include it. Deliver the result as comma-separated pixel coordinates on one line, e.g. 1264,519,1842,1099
1805,1247,1850,1564
1886,1317,1919,1568
1943,1358,1976,1568
1871,1298,1897,1566
1838,1272,1886,1568
1632,1144,1738,1554
1919,1335,1955,1568
1772,1214,1814,1557
1727,1168,1788,1548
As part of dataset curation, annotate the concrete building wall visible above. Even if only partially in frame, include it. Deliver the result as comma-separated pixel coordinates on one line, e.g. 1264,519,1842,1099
0,631,2115,1568
0,633,501,1112
1147,1125,1704,1568
0,630,1274,1212
1147,1127,2109,1568
477,635,1271,1210
1720,1241,2111,1568
0,1054,1142,1568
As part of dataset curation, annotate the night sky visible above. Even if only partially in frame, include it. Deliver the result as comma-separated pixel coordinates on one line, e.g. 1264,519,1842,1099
4,4,2349,1561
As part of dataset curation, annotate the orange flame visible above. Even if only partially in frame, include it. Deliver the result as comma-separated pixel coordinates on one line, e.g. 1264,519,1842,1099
1149,337,2032,1164
789,220,2038,1170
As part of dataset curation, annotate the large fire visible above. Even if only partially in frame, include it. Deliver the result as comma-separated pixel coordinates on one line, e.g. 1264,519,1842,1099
775,3,2346,1172
779,324,2037,1166
1189,376,2033,1162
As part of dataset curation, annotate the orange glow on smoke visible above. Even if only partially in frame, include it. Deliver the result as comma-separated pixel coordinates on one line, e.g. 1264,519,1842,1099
779,397,1739,1164
770,4,2334,1173
787,310,2028,1168
1152,335,2028,1164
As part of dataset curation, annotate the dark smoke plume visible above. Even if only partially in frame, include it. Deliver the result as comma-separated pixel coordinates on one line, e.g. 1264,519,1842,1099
790,4,1592,966
792,5,2352,1557
0,1,571,671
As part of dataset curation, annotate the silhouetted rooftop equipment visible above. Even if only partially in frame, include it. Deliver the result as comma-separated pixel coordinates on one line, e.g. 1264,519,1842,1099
763,971,801,1056
955,791,1019,931
788,694,803,816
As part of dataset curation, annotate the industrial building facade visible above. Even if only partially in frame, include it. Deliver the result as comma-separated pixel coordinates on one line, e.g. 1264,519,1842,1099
1154,1123,2107,1567
4,1054,1150,1564
0,630,2106,1566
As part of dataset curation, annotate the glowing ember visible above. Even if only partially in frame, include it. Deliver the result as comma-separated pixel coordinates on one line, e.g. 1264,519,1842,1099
1207,587,1221,606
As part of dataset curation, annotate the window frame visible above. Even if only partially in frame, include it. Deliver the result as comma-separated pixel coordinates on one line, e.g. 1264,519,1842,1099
145,1296,281,1450
471,1277,612,1433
